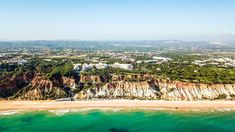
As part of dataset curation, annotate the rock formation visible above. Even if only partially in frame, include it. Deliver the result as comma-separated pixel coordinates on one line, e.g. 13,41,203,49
1,73,235,101
74,75,235,101
74,80,160,100
0,72,34,98
9,74,76,100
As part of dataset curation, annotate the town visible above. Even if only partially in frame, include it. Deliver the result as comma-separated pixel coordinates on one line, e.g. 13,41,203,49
0,41,235,84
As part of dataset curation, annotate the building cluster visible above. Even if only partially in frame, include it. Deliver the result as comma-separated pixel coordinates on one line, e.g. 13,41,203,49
136,56,172,64
0,48,53,64
111,63,134,70
81,63,109,71
108,52,135,62
192,58,235,67
1,57,28,65
73,62,134,72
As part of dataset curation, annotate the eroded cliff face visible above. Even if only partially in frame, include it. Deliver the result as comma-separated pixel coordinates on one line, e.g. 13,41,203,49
0,72,34,98
62,77,76,89
10,74,76,100
74,76,235,101
158,80,235,101
74,80,161,100
1,73,235,101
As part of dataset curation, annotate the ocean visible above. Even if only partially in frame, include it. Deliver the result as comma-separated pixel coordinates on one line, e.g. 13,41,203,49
0,109,235,132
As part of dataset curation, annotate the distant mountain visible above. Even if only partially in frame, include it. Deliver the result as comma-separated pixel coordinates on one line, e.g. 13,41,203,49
0,40,234,51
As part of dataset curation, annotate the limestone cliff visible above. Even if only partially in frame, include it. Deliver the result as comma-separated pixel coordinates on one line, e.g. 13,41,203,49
74,76,235,101
2,73,235,101
158,80,235,101
74,80,161,100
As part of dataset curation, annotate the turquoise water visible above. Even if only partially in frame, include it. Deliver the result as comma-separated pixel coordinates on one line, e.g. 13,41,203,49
0,109,235,132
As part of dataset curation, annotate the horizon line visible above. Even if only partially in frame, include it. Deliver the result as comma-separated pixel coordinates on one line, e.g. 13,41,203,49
0,39,233,42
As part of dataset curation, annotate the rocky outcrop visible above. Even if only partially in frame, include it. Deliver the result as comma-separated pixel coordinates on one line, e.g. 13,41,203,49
12,85,69,100
158,80,235,101
74,80,160,100
62,77,76,89
74,77,235,101
0,72,34,98
1,73,235,101
10,74,75,100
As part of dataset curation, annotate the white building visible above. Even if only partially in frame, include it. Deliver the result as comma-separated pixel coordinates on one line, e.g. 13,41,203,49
95,63,109,69
153,56,172,61
111,63,133,70
82,63,93,71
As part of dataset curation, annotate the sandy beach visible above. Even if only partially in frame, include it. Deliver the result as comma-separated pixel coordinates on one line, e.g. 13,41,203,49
1,100,235,111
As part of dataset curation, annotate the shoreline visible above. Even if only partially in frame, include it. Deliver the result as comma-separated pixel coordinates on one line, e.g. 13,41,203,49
1,100,235,111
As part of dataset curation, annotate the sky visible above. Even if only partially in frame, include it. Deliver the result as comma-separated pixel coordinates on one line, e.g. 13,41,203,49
0,0,235,41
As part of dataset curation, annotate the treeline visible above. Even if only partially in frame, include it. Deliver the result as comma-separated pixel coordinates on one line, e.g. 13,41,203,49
140,62,235,84
0,58,74,79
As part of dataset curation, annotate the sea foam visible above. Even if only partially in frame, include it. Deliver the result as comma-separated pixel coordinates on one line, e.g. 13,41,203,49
0,110,21,116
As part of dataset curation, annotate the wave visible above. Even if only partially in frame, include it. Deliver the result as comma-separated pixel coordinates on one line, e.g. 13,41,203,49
47,108,126,115
0,110,21,116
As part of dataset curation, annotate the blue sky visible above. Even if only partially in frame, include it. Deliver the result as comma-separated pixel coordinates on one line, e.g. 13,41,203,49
0,0,235,41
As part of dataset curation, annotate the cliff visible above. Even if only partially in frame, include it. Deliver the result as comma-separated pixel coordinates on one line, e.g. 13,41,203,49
158,80,235,100
74,80,161,100
9,74,76,100
0,72,34,98
1,73,235,101
74,76,235,101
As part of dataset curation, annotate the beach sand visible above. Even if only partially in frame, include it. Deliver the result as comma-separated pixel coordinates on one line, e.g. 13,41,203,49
1,100,235,111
